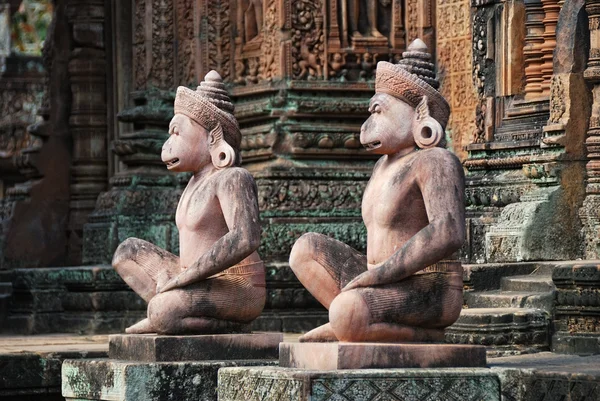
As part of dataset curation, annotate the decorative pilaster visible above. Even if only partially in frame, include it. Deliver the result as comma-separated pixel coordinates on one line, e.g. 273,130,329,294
582,0,600,258
392,0,406,50
539,0,560,95
65,0,108,265
523,0,546,100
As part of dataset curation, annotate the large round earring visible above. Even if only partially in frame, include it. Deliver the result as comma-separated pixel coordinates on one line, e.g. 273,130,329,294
209,124,236,169
413,116,444,149
413,96,444,149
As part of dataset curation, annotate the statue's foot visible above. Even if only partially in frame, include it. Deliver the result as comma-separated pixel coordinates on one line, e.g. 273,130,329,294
299,323,338,342
370,29,384,38
125,318,155,334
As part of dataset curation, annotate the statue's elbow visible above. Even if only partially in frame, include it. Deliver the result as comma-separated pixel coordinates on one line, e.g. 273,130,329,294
441,217,465,253
247,234,261,253
242,226,261,253
450,224,466,252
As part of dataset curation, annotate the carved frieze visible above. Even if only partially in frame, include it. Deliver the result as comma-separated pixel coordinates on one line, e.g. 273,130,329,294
291,0,324,80
257,174,367,214
150,0,175,88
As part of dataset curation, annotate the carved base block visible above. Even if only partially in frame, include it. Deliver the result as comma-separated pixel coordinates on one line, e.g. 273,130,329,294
552,332,600,355
279,342,487,370
109,333,283,362
61,359,276,401
218,366,500,401
552,262,600,355
445,308,550,357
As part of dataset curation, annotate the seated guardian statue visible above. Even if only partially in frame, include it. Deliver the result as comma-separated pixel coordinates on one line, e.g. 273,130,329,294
112,71,265,335
290,39,465,342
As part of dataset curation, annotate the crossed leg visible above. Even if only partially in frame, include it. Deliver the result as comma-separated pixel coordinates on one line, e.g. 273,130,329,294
289,232,367,341
289,232,463,342
147,272,266,334
113,237,266,335
113,237,181,333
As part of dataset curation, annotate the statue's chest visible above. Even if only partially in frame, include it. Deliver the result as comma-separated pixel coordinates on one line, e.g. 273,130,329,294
362,165,424,226
175,182,217,230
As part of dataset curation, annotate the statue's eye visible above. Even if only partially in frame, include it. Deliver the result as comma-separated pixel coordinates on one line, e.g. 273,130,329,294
170,126,179,135
371,104,381,114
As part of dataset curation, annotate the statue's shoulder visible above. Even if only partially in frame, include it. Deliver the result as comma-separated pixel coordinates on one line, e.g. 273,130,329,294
415,147,461,167
215,167,257,186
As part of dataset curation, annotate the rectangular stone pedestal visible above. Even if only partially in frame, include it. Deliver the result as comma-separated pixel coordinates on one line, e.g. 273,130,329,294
218,366,500,401
280,342,487,369
62,359,277,401
109,333,283,362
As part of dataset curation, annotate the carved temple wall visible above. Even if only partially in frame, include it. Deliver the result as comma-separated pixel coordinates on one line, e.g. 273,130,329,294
1,0,600,336
459,0,593,264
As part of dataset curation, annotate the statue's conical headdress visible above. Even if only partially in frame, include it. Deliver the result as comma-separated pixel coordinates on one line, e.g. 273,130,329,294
174,71,241,151
375,39,450,129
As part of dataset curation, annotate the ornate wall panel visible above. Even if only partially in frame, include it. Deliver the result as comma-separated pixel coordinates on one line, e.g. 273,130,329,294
436,0,478,161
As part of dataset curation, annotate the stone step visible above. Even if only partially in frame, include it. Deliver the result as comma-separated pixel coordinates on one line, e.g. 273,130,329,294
445,307,550,357
464,290,554,311
500,275,555,292
0,282,12,295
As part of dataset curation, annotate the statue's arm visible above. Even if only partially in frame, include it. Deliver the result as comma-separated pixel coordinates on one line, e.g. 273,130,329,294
343,149,465,290
158,169,261,292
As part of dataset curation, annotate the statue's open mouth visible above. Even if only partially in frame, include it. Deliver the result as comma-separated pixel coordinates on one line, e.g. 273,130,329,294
364,141,381,151
165,158,180,169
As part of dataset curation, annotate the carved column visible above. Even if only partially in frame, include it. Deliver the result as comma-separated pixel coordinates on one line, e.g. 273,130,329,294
65,0,108,265
539,0,561,95
523,0,546,99
392,0,406,50
582,0,600,258
406,0,435,52
82,0,214,264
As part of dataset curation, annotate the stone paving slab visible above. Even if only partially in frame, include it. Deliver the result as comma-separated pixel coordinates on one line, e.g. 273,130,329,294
0,334,109,400
489,353,600,400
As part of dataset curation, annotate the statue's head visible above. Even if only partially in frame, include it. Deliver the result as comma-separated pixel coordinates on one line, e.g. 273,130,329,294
162,70,241,172
360,39,450,155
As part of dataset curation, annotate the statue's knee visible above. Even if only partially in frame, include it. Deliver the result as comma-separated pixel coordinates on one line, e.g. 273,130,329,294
112,237,141,268
289,233,321,272
148,292,183,334
329,291,370,342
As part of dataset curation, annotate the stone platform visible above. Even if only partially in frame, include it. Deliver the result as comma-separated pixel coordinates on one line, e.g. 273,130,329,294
218,367,500,401
62,333,284,401
280,342,487,369
218,352,600,401
63,359,277,401
110,333,283,362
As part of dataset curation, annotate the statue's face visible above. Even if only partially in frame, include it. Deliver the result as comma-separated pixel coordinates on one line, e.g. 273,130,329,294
162,114,211,173
360,93,416,155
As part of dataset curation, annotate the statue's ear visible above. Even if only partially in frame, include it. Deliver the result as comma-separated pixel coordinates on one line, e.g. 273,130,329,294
208,123,236,169
412,96,444,149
